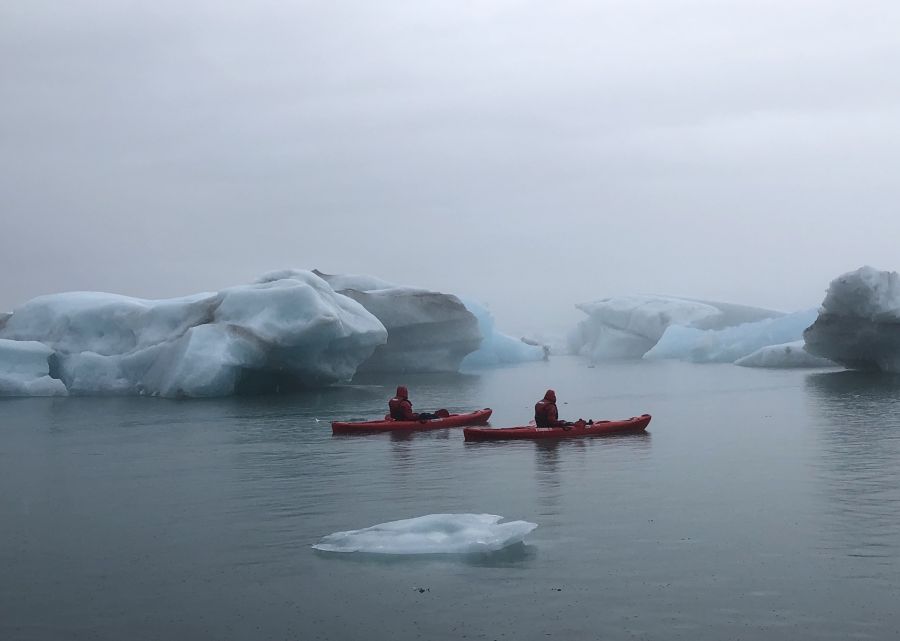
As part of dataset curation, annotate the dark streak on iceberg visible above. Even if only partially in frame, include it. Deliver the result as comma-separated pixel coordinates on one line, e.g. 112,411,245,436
804,267,900,372
310,270,482,374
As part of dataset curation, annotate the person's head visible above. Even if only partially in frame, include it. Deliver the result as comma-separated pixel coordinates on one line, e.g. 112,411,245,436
543,389,556,403
396,385,409,399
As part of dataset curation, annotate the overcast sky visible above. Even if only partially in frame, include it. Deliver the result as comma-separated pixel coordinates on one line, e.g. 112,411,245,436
3,0,899,333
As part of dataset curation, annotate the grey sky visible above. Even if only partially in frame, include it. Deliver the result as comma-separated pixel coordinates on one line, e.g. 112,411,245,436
3,0,899,334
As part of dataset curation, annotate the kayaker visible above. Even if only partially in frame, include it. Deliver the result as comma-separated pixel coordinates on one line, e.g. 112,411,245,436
534,389,571,429
389,386,440,421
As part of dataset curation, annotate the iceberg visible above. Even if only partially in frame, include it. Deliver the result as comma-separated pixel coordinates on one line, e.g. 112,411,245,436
311,270,482,373
312,514,538,554
460,298,547,368
735,341,837,369
644,309,819,363
569,295,782,361
804,266,900,372
0,271,387,397
0,339,67,396
0,267,555,397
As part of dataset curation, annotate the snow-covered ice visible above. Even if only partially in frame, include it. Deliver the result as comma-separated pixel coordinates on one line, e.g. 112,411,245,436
644,309,819,363
804,266,900,371
313,270,482,373
312,514,538,554
0,339,67,396
460,298,547,368
569,295,782,361
735,341,837,369
0,271,387,397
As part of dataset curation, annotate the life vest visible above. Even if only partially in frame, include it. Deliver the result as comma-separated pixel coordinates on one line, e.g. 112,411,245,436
534,399,558,427
389,397,414,421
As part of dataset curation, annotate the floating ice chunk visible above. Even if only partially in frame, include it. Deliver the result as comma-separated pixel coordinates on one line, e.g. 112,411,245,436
569,295,782,361
644,309,818,363
735,341,838,368
0,339,67,396
312,514,538,554
461,299,546,368
804,266,900,371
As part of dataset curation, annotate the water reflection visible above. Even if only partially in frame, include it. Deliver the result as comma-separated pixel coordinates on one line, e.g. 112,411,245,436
313,541,535,568
804,372,900,565
534,441,563,505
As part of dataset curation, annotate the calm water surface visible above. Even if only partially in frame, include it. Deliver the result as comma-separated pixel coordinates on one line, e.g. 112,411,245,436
2,357,900,640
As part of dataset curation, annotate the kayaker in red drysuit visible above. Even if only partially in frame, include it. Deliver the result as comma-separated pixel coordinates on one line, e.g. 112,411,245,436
534,389,583,429
389,386,440,421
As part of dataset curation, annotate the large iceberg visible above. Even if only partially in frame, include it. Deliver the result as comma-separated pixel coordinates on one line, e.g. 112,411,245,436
804,266,900,371
460,298,547,368
312,514,538,554
311,270,482,373
644,309,819,363
735,341,837,369
0,271,387,397
568,295,782,361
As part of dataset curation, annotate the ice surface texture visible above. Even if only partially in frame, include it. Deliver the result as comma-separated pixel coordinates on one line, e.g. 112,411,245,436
568,295,782,361
312,514,538,554
804,266,900,371
0,271,387,397
735,341,837,368
0,339,67,396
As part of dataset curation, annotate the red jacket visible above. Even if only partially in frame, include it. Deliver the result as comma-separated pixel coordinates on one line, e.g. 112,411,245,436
534,389,563,427
389,385,418,421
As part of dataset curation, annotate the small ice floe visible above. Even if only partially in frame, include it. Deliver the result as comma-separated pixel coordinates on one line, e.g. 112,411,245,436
312,513,538,554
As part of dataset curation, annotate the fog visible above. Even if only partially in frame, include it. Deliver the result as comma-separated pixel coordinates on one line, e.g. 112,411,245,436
3,0,900,334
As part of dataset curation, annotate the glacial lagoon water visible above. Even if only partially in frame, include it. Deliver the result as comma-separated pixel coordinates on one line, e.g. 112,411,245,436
2,357,900,640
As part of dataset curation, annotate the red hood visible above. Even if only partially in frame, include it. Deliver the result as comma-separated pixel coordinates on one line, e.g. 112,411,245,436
543,389,556,403
396,385,409,399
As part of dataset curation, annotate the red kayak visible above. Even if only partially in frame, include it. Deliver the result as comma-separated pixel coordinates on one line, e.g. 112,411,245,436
463,414,651,441
332,408,493,434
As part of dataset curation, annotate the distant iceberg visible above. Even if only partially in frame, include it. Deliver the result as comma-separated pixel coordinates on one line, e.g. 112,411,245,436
644,309,819,363
804,266,900,372
460,298,547,368
735,341,837,369
568,294,782,361
0,271,387,397
312,514,538,554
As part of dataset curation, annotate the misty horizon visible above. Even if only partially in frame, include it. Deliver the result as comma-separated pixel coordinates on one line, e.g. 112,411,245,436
4,1,900,334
